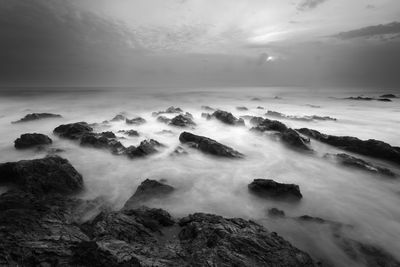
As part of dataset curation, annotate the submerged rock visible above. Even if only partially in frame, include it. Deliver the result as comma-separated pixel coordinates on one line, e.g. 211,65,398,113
236,106,248,111
201,112,212,119
266,110,337,122
248,179,303,200
110,114,126,122
157,115,172,124
297,128,400,165
12,112,62,123
0,155,83,195
152,106,183,116
281,129,312,151
14,133,52,149
123,179,175,209
325,153,395,177
201,105,215,111
53,122,93,140
179,131,244,158
170,114,196,127
268,207,286,217
125,139,164,158
211,110,245,126
126,117,146,125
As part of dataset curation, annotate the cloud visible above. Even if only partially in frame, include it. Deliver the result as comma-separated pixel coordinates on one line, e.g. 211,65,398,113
333,21,400,40
297,0,328,11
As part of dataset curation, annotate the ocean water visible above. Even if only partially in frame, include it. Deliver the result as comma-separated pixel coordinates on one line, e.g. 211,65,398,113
0,86,399,266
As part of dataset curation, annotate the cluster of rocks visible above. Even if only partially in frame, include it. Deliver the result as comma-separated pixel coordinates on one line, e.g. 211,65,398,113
152,106,183,116
12,112,62,123
202,110,245,126
266,110,337,122
158,112,196,128
14,133,52,149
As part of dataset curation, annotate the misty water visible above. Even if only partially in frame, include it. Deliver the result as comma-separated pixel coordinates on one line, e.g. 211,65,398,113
0,87,399,266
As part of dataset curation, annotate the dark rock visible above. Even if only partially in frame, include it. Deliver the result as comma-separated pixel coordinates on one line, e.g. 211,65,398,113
14,133,52,149
297,128,400,165
266,111,336,122
249,116,265,125
157,115,171,124
110,114,126,122
252,118,288,133
281,129,312,151
325,153,395,177
100,131,116,138
248,179,303,200
256,106,265,109
178,213,315,266
211,110,245,126
0,155,83,195
179,132,244,158
296,215,329,224
125,139,164,158
236,106,248,111
377,98,392,102
169,114,196,127
201,105,215,111
380,94,396,98
268,208,286,217
123,179,175,209
12,113,62,123
126,117,146,125
80,133,125,154
251,97,261,101
54,122,93,140
118,129,139,137
152,106,183,116
345,96,374,101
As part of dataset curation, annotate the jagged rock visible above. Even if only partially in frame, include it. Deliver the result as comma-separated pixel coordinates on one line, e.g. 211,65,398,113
80,132,125,154
54,122,93,140
211,110,245,126
152,106,183,116
248,179,303,200
0,155,83,195
126,117,146,125
236,106,248,111
123,179,175,209
179,132,244,158
325,153,395,177
252,118,288,133
169,114,196,127
125,139,164,158
251,97,261,101
157,115,171,124
118,129,139,137
380,94,396,98
201,105,215,111
297,128,400,165
281,129,312,151
268,208,286,217
100,131,116,138
110,114,126,122
178,213,315,266
14,133,52,149
12,113,61,123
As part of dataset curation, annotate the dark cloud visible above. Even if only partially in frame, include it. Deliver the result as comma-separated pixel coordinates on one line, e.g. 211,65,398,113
297,0,328,11
334,22,400,40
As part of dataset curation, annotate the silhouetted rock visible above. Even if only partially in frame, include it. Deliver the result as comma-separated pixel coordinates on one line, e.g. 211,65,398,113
54,122,93,139
248,179,303,200
236,106,248,111
0,155,83,195
281,129,312,151
14,133,52,149
211,110,245,125
118,129,139,137
170,114,196,127
126,117,146,125
325,153,395,177
12,112,62,123
252,118,288,133
345,96,374,101
298,128,400,165
110,114,126,122
268,207,286,217
123,179,175,209
257,106,265,109
80,132,125,154
380,94,396,98
125,139,164,158
179,132,244,158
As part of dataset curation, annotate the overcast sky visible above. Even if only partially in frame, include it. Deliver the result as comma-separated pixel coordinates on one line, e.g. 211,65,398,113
1,0,400,87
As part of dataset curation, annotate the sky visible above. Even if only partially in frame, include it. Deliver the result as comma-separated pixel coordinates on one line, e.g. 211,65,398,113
0,0,400,87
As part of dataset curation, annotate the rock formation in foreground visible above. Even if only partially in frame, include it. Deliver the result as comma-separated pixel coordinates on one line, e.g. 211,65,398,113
179,131,244,158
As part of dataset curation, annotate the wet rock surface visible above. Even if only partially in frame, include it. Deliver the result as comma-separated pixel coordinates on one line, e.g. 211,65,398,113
14,133,52,149
54,122,94,140
325,153,395,177
12,112,62,123
125,139,164,158
248,179,303,200
179,131,244,158
298,128,400,165
123,179,175,209
169,113,196,127
211,110,245,125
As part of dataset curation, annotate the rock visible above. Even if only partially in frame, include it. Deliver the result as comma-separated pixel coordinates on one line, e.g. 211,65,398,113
281,129,312,151
125,139,164,158
110,114,126,121
257,106,265,109
126,117,146,125
152,106,183,116
236,106,248,111
100,131,116,138
252,118,288,133
377,98,392,102
297,128,400,165
123,179,175,209
201,105,215,111
80,132,125,154
380,94,396,98
201,112,212,119
169,114,196,127
325,153,395,177
53,122,93,140
14,133,52,149
211,110,245,126
249,116,265,125
0,155,83,195
178,213,315,266
345,96,374,101
179,132,244,158
268,208,286,217
266,111,336,122
118,129,139,137
157,115,171,124
251,97,261,101
248,179,303,200
171,146,188,156
12,113,61,123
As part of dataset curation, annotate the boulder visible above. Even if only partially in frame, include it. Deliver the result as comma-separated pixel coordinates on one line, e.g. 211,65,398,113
325,153,395,177
281,129,312,151
211,110,245,126
53,122,93,140
0,155,83,195
268,207,286,217
297,128,400,165
80,133,125,155
126,117,146,125
179,132,244,158
14,133,52,149
252,118,288,133
118,129,139,137
110,114,126,122
123,179,175,209
169,114,196,127
236,106,248,111
248,179,303,200
12,113,61,123
152,106,183,116
125,139,164,158
201,105,215,111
